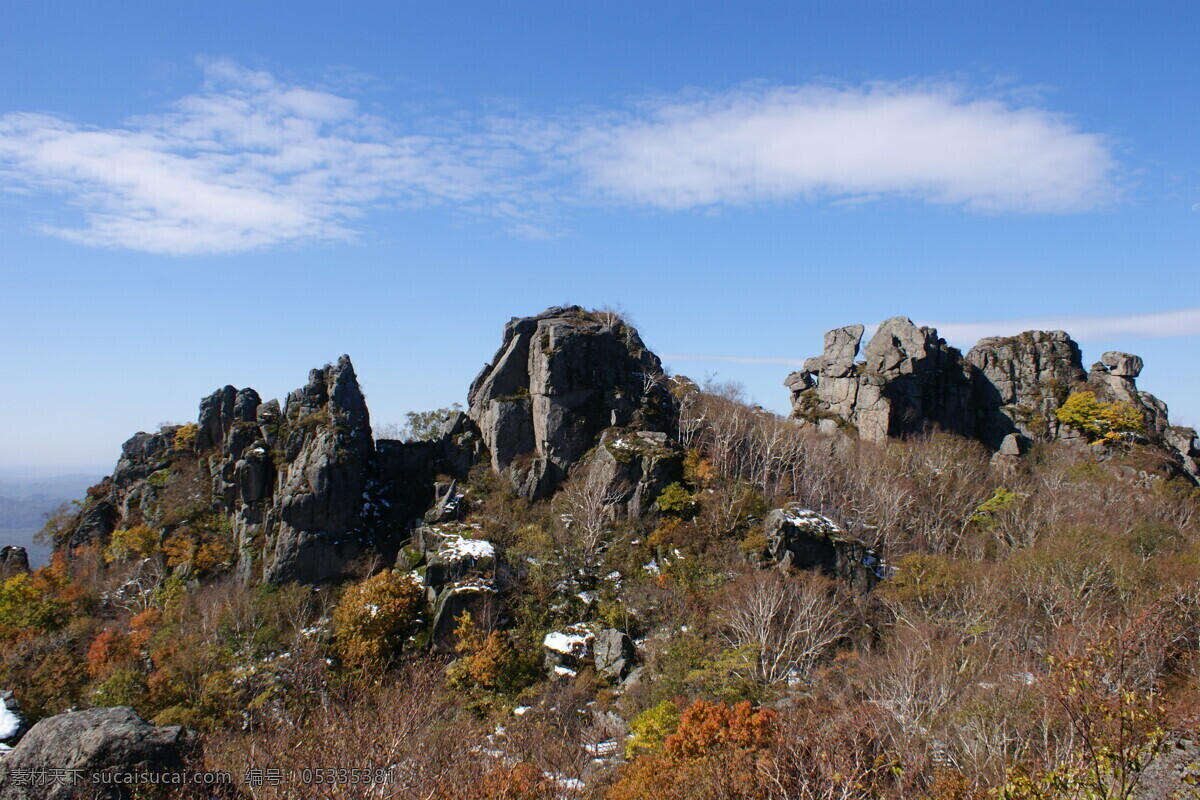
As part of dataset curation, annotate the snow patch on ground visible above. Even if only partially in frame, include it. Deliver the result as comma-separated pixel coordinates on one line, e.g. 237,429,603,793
440,534,495,560
781,506,843,535
0,704,19,740
543,625,594,656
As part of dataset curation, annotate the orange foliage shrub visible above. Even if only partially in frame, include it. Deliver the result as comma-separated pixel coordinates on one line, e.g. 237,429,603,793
86,628,136,677
129,607,161,648
610,700,775,800
464,762,554,800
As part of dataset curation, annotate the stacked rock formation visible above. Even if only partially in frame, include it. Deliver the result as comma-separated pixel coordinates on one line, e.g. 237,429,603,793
785,318,973,442
787,317,1199,480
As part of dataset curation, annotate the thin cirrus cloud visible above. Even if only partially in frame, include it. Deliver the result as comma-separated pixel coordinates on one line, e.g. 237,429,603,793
924,308,1200,346
0,60,517,255
0,61,1120,256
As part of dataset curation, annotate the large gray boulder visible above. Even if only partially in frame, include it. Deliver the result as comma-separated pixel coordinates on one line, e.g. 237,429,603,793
753,505,883,593
0,707,194,800
467,307,676,500
1101,351,1144,378
593,629,636,680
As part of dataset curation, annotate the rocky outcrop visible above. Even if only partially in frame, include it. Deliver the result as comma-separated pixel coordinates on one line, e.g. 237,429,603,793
752,505,883,592
966,330,1087,447
68,431,176,548
60,307,688,587
467,307,676,500
221,358,475,583
406,524,504,651
788,320,1199,480
259,357,376,583
1165,427,1200,480
0,707,194,800
786,318,972,442
68,355,477,586
1086,355,1200,478
577,430,683,520
175,357,383,584
0,548,28,580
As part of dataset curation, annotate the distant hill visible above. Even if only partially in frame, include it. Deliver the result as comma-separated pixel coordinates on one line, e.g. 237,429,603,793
0,474,101,567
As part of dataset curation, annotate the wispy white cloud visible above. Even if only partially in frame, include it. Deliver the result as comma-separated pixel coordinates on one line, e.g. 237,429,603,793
575,83,1117,212
663,353,807,367
0,60,526,255
924,308,1200,346
0,64,1120,255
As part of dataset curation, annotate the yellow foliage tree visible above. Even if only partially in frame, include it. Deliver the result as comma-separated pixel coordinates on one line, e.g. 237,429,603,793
104,524,160,563
172,422,199,451
1054,392,1143,445
996,638,1166,800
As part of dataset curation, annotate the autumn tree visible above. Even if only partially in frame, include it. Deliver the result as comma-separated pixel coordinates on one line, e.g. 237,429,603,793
1054,391,1144,445
332,569,424,671
446,612,542,708
611,700,775,800
997,631,1169,800
717,570,849,686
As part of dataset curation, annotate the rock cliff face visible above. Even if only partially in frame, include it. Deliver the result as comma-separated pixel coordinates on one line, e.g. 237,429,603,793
467,306,677,500
69,356,475,585
787,319,1199,480
224,356,379,584
965,330,1087,447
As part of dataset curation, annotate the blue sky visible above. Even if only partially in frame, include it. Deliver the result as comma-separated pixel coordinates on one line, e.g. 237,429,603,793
2,1,1198,474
